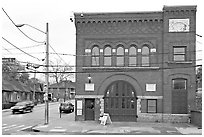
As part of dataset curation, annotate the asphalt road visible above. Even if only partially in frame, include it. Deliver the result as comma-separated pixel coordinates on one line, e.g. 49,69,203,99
2,101,74,135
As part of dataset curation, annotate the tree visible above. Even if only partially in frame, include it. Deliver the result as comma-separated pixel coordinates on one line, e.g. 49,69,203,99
49,59,74,84
2,60,29,83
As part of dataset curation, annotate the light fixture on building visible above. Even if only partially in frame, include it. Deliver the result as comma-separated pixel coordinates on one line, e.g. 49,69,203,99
88,74,92,83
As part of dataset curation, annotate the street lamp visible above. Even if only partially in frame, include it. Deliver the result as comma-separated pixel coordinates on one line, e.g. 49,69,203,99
15,24,46,34
88,74,92,83
16,23,49,125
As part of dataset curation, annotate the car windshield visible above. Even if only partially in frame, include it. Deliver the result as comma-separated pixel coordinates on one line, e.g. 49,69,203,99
16,102,27,106
61,102,72,106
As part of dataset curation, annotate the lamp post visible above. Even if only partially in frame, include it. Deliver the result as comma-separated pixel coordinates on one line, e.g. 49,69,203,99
16,23,49,124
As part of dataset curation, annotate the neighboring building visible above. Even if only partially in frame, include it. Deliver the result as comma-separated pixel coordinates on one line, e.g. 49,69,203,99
2,57,45,108
74,5,197,122
49,80,76,101
2,79,44,109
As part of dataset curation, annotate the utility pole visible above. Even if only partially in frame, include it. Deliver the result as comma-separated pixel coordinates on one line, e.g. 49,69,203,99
33,70,36,103
45,23,49,124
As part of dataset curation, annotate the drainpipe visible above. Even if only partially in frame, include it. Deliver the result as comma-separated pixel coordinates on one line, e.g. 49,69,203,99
161,11,165,122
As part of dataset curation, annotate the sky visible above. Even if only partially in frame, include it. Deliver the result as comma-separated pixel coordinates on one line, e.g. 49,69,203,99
1,0,203,82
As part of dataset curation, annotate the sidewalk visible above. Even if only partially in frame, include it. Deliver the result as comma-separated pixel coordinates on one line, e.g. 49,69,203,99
32,112,202,135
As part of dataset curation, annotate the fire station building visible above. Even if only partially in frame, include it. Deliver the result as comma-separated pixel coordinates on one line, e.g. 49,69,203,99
74,5,197,122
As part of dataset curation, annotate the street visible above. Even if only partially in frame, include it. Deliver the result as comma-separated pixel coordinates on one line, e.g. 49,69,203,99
2,99,202,135
2,101,74,135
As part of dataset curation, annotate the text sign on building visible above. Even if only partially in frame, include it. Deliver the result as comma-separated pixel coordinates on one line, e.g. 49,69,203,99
85,83,94,91
77,100,83,115
146,84,156,91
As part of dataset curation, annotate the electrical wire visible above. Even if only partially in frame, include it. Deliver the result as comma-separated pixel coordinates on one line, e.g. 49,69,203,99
49,44,69,65
4,58,202,68
2,64,202,74
2,43,45,50
3,52,45,55
2,46,12,54
2,37,41,61
2,8,45,44
44,49,203,57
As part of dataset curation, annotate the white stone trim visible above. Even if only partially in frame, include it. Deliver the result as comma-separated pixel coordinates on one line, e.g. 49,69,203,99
151,48,156,53
82,66,160,70
137,99,141,114
137,96,163,99
138,49,141,52
85,49,91,53
125,49,128,53
100,98,104,115
100,49,103,53
112,49,116,53
75,95,103,98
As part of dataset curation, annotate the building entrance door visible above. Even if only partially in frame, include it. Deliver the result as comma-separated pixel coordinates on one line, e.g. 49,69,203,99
172,79,188,114
104,80,137,121
85,99,95,120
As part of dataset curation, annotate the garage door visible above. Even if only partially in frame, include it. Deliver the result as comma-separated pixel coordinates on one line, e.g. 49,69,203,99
104,80,137,121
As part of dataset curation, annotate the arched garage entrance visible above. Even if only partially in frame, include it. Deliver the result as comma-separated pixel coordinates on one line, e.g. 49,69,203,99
104,80,137,121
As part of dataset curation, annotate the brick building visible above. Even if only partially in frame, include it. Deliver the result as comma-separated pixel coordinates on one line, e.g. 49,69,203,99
49,80,76,101
74,5,197,122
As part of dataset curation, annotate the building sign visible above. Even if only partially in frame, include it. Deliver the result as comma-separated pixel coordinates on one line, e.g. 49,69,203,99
146,84,156,91
77,100,83,115
77,100,82,109
85,83,94,91
77,110,82,115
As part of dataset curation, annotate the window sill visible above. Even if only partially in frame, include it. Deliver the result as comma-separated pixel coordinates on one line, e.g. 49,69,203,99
167,61,193,64
82,66,160,71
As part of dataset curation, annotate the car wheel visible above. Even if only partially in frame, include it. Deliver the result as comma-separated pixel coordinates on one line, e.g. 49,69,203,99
12,111,15,114
30,109,33,112
21,110,25,114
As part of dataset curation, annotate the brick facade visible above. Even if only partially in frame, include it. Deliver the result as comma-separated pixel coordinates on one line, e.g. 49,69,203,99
74,5,197,122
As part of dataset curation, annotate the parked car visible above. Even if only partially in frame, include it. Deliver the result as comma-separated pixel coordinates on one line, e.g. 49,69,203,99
10,101,34,114
59,102,74,113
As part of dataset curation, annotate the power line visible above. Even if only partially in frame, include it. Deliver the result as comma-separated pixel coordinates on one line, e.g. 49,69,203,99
45,49,203,57
2,8,44,44
2,46,12,54
49,44,68,65
4,58,202,68
2,64,202,74
3,52,44,55
2,37,41,61
2,43,45,50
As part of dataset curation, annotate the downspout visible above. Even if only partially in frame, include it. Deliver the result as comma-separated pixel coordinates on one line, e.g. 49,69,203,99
161,10,165,122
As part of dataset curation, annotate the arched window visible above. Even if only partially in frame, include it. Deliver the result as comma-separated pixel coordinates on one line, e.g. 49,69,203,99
116,46,124,66
142,45,150,66
91,46,99,66
129,45,137,66
104,46,112,66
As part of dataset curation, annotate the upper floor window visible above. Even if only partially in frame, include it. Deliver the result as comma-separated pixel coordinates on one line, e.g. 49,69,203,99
173,47,186,61
129,45,137,66
116,46,124,66
91,46,99,66
104,46,112,66
142,45,150,66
